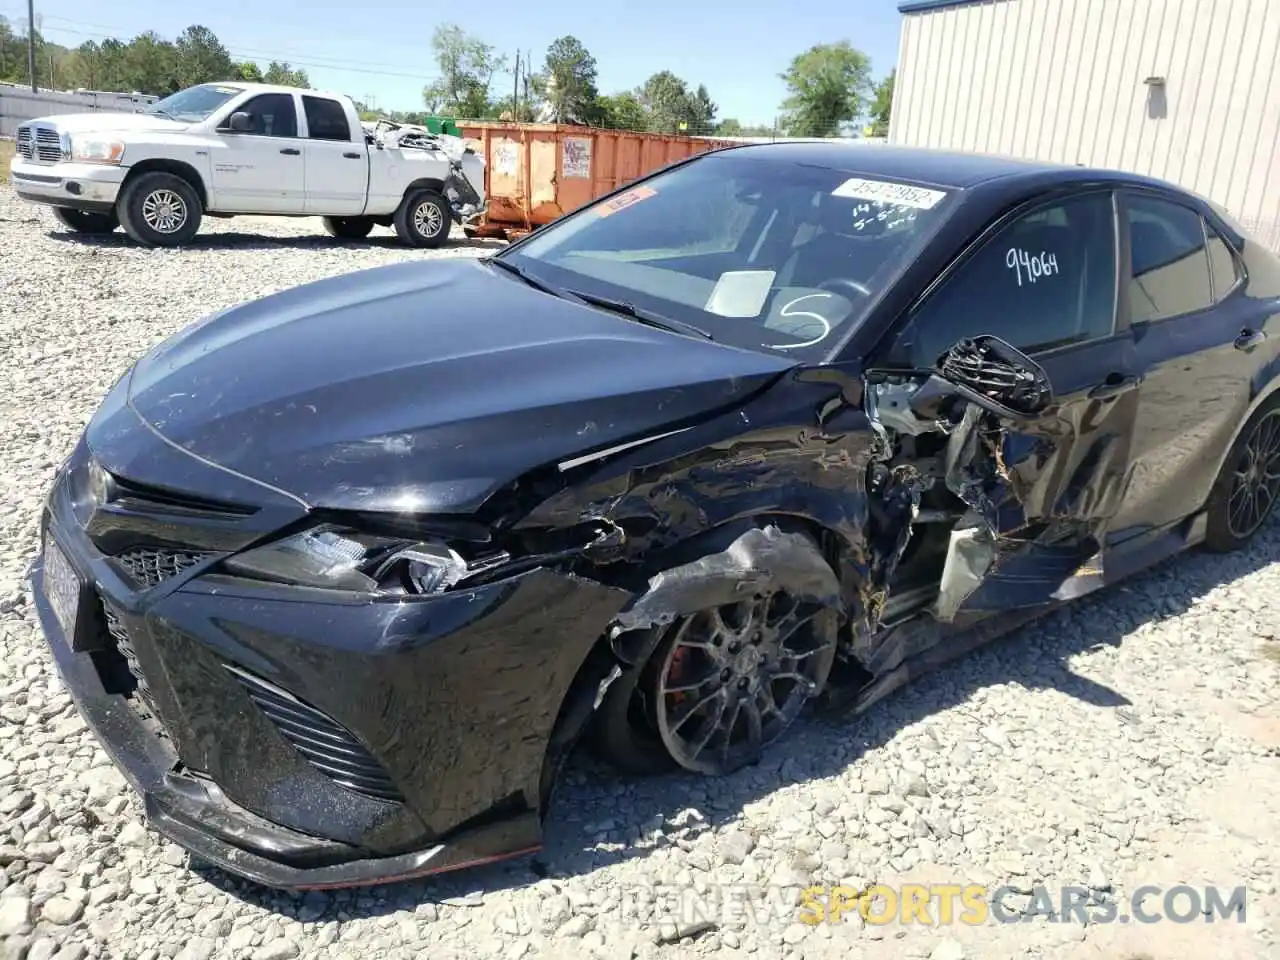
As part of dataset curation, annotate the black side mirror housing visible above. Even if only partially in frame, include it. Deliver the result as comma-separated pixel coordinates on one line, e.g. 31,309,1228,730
910,335,1054,421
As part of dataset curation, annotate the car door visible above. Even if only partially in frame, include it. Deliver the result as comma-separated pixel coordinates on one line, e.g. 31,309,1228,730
1104,189,1271,539
870,188,1141,623
300,95,367,216
208,92,305,214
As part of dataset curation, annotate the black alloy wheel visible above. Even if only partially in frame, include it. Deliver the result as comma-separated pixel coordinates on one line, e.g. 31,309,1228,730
650,590,837,776
1225,408,1280,540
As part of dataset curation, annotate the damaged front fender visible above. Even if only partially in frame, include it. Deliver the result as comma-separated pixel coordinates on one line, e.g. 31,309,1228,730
610,522,844,637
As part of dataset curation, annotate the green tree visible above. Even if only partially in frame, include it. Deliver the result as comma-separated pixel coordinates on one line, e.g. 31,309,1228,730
0,17,21,82
263,61,309,87
637,71,714,134
869,68,895,137
95,38,129,89
123,32,179,94
779,41,873,137
541,35,598,123
694,84,717,129
234,61,263,82
421,24,506,118
174,25,233,87
6,20,53,88
594,91,647,131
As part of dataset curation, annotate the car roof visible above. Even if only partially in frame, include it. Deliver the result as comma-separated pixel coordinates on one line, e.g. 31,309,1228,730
203,81,345,99
715,140,1172,192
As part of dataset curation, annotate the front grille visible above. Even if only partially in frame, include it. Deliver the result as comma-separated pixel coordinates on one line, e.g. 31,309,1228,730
16,124,63,163
101,603,168,739
114,547,213,589
226,666,404,803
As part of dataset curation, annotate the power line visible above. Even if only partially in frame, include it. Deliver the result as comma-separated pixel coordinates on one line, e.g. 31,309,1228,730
0,11,444,80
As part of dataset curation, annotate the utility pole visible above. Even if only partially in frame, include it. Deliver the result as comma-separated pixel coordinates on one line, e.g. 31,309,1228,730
27,0,37,92
512,50,520,120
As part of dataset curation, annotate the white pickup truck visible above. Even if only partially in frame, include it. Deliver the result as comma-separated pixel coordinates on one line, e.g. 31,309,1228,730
9,82,487,248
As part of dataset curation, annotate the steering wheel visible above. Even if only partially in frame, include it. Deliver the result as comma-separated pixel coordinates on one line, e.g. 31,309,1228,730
818,277,874,299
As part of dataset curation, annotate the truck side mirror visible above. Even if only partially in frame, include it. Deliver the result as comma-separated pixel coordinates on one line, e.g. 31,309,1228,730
228,112,253,133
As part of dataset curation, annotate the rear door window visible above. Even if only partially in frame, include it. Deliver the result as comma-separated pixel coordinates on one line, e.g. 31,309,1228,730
1205,219,1243,301
303,97,351,142
1125,194,1214,321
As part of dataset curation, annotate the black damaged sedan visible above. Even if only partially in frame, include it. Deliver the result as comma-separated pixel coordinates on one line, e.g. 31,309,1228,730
30,142,1280,889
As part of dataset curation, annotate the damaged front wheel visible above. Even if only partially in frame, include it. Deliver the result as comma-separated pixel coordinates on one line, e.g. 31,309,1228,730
596,589,837,777
653,593,837,775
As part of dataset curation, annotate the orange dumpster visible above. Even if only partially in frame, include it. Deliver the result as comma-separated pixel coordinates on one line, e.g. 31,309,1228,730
456,122,738,240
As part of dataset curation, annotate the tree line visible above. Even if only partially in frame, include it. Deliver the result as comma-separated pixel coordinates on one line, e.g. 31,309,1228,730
411,26,895,137
0,19,308,97
0,18,895,138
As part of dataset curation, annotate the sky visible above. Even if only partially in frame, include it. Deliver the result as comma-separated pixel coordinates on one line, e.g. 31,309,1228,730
1,0,907,126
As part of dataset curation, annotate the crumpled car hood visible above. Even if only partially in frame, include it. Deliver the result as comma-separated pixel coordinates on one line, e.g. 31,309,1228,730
127,259,795,514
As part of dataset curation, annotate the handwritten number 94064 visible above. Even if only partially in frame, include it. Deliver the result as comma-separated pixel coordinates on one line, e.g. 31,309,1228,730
1006,248,1059,286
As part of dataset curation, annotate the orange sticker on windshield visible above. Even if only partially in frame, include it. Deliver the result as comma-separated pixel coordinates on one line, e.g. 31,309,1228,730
596,186,657,217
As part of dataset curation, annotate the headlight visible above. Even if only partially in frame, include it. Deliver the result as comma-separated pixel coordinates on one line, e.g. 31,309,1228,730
68,137,125,164
223,524,507,595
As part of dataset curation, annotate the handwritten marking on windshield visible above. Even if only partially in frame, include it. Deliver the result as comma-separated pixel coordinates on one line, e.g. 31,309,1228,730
1006,248,1059,286
851,200,919,232
767,293,833,350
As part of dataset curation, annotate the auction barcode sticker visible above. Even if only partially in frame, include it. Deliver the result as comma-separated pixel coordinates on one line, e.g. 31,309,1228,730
831,177,948,209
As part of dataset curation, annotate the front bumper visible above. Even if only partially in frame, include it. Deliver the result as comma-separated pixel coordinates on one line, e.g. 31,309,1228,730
29,430,629,889
11,157,126,213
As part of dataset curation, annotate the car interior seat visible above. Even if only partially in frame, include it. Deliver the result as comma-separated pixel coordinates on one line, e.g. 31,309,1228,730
776,193,895,289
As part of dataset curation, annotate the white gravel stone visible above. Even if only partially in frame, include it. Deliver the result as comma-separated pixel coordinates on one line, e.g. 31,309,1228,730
0,183,1278,960
41,895,85,925
0,895,33,936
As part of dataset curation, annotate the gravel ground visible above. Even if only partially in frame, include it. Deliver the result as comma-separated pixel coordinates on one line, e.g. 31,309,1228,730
1,184,1278,960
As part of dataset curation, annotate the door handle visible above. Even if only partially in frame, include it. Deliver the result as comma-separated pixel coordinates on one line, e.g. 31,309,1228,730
279,147,301,155
342,152,360,159
1088,372,1139,400
1234,328,1267,351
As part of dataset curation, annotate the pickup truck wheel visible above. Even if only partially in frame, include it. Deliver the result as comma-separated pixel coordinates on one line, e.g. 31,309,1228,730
322,216,374,240
394,190,450,248
52,208,119,234
117,172,202,248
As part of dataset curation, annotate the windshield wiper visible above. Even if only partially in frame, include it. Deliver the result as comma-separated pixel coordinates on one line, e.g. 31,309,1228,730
484,257,568,299
566,289,714,341
147,108,177,120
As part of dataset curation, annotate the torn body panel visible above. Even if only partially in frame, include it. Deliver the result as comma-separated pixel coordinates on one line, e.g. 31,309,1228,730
866,334,1140,629
610,524,843,636
516,333,1135,731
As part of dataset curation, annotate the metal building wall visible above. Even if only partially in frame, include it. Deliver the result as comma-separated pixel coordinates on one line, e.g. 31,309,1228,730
892,0,1280,249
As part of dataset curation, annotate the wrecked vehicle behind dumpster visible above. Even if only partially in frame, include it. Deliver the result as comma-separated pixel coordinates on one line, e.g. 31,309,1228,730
28,141,1280,888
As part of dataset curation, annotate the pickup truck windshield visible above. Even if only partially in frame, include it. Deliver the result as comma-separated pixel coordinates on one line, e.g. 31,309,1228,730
502,152,953,362
145,84,241,122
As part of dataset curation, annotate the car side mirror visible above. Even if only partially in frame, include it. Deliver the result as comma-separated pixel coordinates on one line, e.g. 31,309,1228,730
909,335,1053,421
227,112,253,133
